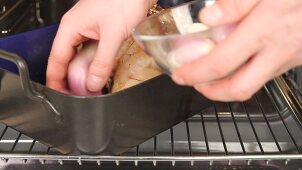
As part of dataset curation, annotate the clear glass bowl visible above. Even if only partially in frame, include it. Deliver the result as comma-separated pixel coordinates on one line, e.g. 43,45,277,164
132,0,217,74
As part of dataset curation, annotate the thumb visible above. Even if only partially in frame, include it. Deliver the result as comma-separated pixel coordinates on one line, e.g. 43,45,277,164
199,0,261,26
86,27,125,92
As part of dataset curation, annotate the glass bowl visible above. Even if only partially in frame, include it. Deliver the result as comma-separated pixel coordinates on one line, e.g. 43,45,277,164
132,0,220,74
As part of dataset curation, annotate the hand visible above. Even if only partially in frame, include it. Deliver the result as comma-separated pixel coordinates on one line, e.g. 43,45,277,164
46,0,155,93
172,0,302,101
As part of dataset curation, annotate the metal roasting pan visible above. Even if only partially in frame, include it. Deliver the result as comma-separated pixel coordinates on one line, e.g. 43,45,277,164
0,26,211,155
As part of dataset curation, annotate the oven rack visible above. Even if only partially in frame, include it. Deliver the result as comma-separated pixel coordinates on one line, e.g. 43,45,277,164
0,77,302,167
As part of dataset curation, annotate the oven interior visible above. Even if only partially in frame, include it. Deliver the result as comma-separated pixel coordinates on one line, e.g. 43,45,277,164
1,0,302,169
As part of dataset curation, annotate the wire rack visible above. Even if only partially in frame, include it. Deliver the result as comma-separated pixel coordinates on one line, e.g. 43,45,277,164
0,78,302,168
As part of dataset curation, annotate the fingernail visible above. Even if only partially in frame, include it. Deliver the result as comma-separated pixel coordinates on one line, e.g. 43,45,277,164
202,4,223,23
172,74,186,85
87,75,103,91
168,39,215,68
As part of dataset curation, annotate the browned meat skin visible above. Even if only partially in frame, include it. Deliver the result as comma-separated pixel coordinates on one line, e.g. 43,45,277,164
111,38,162,93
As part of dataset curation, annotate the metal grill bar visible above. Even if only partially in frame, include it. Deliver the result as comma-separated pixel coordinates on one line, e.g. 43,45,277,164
242,102,265,153
254,95,282,153
214,103,228,155
200,112,210,155
185,120,192,156
0,154,301,161
135,144,139,166
264,85,301,153
136,145,139,156
170,128,175,156
153,136,157,156
229,103,246,154
27,140,35,154
0,126,8,140
23,139,36,163
10,133,21,153
46,147,50,154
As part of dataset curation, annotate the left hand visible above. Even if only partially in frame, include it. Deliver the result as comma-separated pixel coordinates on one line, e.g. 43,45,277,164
46,0,156,94
171,0,302,101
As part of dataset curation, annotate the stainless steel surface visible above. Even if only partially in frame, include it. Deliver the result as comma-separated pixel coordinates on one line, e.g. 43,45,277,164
0,76,302,169
0,49,210,155
0,50,61,118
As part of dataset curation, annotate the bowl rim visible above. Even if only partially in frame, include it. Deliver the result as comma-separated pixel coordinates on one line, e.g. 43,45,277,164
132,0,214,41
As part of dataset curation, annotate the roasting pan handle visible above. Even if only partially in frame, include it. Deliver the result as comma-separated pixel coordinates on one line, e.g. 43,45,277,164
0,50,62,119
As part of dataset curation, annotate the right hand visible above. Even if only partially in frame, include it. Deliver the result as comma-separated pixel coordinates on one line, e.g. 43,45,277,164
172,0,302,101
46,0,154,93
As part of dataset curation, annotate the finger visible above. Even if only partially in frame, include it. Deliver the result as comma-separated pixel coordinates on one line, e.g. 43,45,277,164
172,9,265,86
274,51,302,77
199,0,261,26
87,25,126,92
194,44,293,102
46,14,87,91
